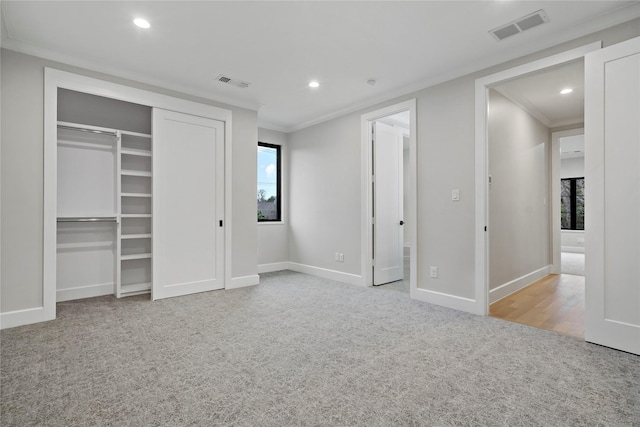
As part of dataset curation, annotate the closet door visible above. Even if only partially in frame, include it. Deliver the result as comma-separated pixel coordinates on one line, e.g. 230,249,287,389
152,109,225,300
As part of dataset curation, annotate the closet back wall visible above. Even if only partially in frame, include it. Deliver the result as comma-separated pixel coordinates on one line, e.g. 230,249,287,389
1,48,259,316
58,89,151,134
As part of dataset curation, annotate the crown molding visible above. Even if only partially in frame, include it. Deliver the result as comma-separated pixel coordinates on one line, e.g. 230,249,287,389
0,38,261,113
3,2,638,134
285,6,640,133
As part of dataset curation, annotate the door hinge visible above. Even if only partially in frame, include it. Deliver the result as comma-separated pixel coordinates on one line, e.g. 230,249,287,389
484,226,487,232
220,220,223,227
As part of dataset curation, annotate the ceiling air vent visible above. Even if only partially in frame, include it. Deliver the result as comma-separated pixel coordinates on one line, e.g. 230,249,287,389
490,9,549,41
215,74,251,88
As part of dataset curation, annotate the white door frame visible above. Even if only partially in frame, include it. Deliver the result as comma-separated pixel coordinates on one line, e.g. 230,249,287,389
39,68,233,325
361,99,417,292
474,42,600,315
551,127,585,274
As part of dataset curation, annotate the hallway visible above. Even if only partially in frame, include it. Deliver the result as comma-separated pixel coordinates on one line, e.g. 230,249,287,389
490,274,585,338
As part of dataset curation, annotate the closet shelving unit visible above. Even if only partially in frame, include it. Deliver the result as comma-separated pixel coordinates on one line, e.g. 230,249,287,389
117,130,153,297
55,120,153,299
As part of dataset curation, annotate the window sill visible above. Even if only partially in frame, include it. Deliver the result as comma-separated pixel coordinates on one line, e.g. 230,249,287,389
258,221,285,226
561,229,585,233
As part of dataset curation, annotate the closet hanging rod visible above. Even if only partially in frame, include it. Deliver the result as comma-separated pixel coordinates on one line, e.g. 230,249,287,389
57,217,118,223
57,124,118,137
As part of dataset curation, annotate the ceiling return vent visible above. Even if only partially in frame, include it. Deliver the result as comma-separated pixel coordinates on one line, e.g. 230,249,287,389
215,74,251,88
490,9,549,41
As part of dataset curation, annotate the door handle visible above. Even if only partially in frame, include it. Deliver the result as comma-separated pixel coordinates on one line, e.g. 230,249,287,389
399,220,404,225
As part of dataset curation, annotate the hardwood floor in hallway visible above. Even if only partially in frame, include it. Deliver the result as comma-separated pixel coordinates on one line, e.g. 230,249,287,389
490,274,585,338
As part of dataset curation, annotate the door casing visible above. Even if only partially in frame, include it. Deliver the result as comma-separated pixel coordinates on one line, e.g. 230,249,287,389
474,42,601,316
37,69,233,327
361,99,417,293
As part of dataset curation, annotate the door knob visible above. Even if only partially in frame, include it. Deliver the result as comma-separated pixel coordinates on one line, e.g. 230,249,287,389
399,220,404,225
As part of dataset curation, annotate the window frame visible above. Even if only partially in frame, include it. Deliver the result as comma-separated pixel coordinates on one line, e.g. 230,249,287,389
561,176,584,231
257,141,282,222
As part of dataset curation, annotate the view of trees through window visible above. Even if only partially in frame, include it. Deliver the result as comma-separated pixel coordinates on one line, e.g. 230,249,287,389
257,142,281,221
561,177,584,230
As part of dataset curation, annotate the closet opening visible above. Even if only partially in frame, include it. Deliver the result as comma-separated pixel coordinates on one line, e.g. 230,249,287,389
56,89,153,302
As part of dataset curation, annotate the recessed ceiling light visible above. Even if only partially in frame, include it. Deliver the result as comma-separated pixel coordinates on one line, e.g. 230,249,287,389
560,88,573,95
309,81,320,88
134,18,151,29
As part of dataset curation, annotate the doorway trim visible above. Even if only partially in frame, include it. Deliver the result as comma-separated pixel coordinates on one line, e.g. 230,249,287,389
32,68,233,328
474,42,600,315
361,99,417,292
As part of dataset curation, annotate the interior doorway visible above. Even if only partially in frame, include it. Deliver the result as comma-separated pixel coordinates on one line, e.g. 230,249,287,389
475,46,597,338
361,100,416,296
373,113,409,291
554,130,586,278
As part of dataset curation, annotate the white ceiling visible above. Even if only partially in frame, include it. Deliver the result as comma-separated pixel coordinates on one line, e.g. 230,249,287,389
2,1,639,132
560,133,585,159
493,60,585,128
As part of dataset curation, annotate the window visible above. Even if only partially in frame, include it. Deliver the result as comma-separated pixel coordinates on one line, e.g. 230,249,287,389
561,177,584,230
257,142,281,222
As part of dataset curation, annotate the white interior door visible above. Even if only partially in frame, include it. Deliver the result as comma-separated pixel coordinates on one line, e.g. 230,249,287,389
152,109,225,300
373,121,404,285
584,36,640,355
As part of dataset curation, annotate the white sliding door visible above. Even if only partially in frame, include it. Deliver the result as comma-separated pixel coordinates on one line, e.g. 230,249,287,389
152,109,225,300
584,37,640,355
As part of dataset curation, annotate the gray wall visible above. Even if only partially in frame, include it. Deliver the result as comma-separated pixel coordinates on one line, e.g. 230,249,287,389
287,19,640,300
488,90,551,290
288,114,362,274
1,48,258,313
57,89,152,134
257,128,289,267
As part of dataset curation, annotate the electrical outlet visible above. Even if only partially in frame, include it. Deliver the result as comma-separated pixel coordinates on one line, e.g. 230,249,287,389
430,266,438,278
339,253,344,262
335,252,344,262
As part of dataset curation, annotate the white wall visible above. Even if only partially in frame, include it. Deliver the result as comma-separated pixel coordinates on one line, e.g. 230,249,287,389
488,90,551,291
560,157,584,179
286,19,639,302
561,155,585,252
1,48,258,313
257,128,289,271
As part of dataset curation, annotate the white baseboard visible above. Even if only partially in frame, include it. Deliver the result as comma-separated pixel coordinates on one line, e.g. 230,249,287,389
562,246,585,253
57,282,113,302
258,262,289,274
287,262,364,287
226,274,260,290
410,287,484,315
489,265,552,304
0,306,54,330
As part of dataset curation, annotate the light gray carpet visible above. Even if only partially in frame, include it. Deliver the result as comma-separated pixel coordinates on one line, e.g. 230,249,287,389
562,252,585,276
2,270,639,426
